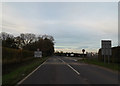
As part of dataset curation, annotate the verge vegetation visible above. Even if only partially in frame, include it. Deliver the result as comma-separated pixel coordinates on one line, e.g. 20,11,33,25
1,32,55,85
2,57,48,85
78,58,119,71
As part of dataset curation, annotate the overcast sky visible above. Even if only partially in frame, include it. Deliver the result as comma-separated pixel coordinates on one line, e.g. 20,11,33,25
1,2,118,53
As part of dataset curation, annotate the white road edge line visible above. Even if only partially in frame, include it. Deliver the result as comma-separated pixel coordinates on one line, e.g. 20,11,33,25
17,59,48,85
57,57,80,75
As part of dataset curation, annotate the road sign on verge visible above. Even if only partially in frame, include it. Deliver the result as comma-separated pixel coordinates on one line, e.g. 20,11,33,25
101,40,112,64
101,40,112,55
34,49,42,58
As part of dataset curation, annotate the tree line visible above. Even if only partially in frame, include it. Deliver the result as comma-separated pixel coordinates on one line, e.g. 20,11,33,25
1,32,54,56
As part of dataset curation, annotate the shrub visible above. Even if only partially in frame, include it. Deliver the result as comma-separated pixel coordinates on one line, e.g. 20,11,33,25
2,47,34,65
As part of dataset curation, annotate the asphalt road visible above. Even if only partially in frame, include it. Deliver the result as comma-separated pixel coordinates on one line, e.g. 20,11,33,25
18,56,120,85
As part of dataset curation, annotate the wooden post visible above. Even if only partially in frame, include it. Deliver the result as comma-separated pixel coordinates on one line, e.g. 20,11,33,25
108,55,109,64
104,55,105,64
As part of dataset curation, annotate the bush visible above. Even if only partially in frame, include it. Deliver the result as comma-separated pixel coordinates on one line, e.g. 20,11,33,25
98,46,120,63
2,47,34,65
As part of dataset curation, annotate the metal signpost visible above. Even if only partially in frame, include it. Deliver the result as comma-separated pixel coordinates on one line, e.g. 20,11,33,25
34,49,42,58
101,40,112,64
82,49,85,60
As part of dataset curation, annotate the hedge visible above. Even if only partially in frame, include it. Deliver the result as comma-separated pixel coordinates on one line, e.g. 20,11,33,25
98,46,120,63
2,47,34,65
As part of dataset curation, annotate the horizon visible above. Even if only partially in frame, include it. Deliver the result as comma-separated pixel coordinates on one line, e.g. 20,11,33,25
1,2,118,53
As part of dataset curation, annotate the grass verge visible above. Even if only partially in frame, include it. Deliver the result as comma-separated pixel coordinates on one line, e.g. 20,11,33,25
78,58,119,71
2,57,48,85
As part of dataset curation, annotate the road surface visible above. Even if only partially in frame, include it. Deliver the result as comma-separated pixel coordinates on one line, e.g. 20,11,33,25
18,56,120,85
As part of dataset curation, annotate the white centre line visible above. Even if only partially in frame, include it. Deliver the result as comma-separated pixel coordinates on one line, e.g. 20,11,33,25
57,57,80,75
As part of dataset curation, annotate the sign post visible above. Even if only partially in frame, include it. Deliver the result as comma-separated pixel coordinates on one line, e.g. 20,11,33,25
82,49,85,60
101,40,112,64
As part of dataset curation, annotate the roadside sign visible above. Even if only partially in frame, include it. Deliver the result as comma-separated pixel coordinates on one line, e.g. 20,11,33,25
70,54,74,57
82,49,85,54
101,40,112,55
101,40,112,64
66,54,69,57
34,49,42,57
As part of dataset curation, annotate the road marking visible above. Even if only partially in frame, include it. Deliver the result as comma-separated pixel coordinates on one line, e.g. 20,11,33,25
67,64,80,75
57,57,66,63
44,62,66,65
74,59,77,61
57,58,80,75
17,59,48,85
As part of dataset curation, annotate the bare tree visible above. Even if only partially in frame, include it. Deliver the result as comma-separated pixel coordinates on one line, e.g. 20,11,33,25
0,32,14,40
41,34,54,42
20,33,36,45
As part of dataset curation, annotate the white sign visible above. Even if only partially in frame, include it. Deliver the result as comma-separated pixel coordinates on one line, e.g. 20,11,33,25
66,54,69,57
101,40,112,55
70,54,74,56
34,51,42,57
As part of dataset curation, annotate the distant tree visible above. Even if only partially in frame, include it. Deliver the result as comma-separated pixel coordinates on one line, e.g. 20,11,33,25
41,34,54,42
23,35,54,56
14,36,24,49
0,32,18,48
0,32,14,40
1,32,55,56
13,33,36,49
20,33,36,45
4,38,17,48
